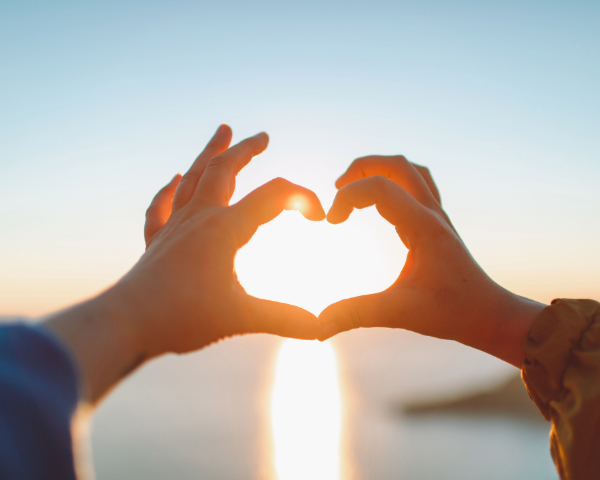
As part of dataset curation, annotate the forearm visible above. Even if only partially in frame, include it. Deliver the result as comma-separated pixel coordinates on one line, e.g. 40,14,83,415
44,283,150,405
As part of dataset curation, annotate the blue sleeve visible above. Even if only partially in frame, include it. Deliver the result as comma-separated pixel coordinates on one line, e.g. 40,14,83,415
0,324,79,480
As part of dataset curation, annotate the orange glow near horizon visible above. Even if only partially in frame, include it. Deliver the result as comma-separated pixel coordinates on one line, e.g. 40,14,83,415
271,339,342,480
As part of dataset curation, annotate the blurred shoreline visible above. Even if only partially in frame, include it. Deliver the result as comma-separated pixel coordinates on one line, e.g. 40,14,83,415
399,374,546,423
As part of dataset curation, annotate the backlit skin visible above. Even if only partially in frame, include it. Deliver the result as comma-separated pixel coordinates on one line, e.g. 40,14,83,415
45,130,542,412
45,124,326,404
319,155,545,368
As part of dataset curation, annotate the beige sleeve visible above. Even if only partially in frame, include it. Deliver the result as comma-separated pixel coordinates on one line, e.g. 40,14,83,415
522,298,600,480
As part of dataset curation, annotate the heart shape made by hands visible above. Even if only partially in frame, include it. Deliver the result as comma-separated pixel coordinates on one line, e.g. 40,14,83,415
235,206,408,317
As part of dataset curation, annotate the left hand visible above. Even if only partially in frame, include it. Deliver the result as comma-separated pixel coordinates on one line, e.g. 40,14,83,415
46,125,326,403
122,124,326,357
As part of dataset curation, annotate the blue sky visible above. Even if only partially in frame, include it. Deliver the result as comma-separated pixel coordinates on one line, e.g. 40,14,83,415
1,0,599,315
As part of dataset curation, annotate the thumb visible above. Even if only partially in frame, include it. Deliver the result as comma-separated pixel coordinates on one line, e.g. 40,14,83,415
318,290,409,341
243,297,322,340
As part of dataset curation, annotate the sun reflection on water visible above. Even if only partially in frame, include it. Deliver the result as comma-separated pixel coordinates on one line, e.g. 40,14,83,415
271,339,342,480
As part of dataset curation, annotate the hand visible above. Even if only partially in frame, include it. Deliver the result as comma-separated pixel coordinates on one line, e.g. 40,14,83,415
318,155,544,367
46,125,325,403
123,125,326,356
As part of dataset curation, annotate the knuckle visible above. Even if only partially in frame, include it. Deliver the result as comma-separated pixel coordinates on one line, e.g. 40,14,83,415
204,212,233,235
269,176,289,191
207,154,229,168
416,164,433,179
181,171,201,184
392,155,409,166
201,212,241,246
422,212,453,241
369,174,390,189
352,156,376,171
352,156,368,167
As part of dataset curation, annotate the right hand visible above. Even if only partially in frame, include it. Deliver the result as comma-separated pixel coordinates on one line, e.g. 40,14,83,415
319,155,544,367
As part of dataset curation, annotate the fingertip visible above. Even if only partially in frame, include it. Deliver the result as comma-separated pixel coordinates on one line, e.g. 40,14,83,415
210,124,233,145
314,205,327,221
334,176,348,190
288,312,322,340
254,131,269,143
326,206,348,224
319,322,342,341
326,211,340,224
306,193,327,221
216,123,232,136
250,132,269,155
303,206,326,222
285,189,325,221
318,299,362,339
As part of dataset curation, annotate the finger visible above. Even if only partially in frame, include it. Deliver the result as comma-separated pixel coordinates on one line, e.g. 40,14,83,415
327,175,434,244
318,290,407,340
192,132,269,207
144,174,182,248
228,177,326,247
411,163,441,204
335,155,438,208
171,124,233,213
244,297,322,340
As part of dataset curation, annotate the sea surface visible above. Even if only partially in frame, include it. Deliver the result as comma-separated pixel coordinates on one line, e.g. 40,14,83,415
90,328,558,480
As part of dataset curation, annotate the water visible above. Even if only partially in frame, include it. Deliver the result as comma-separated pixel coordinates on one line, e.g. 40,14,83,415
91,329,558,480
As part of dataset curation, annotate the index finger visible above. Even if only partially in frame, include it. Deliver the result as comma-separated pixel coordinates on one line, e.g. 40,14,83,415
328,175,436,247
335,155,439,209
228,177,325,248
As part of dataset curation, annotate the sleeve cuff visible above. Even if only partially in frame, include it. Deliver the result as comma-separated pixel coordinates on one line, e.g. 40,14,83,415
521,298,600,420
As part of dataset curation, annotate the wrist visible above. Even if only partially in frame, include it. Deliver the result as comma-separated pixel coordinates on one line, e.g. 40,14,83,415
464,286,545,368
100,273,164,360
44,283,152,404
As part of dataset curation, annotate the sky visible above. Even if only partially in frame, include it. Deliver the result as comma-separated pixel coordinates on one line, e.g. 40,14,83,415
1,0,599,317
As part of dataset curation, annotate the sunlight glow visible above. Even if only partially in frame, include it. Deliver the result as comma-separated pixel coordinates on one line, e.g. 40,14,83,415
286,194,308,214
271,339,341,480
235,209,406,316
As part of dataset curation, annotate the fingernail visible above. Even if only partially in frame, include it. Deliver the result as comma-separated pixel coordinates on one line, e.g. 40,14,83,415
322,323,341,340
